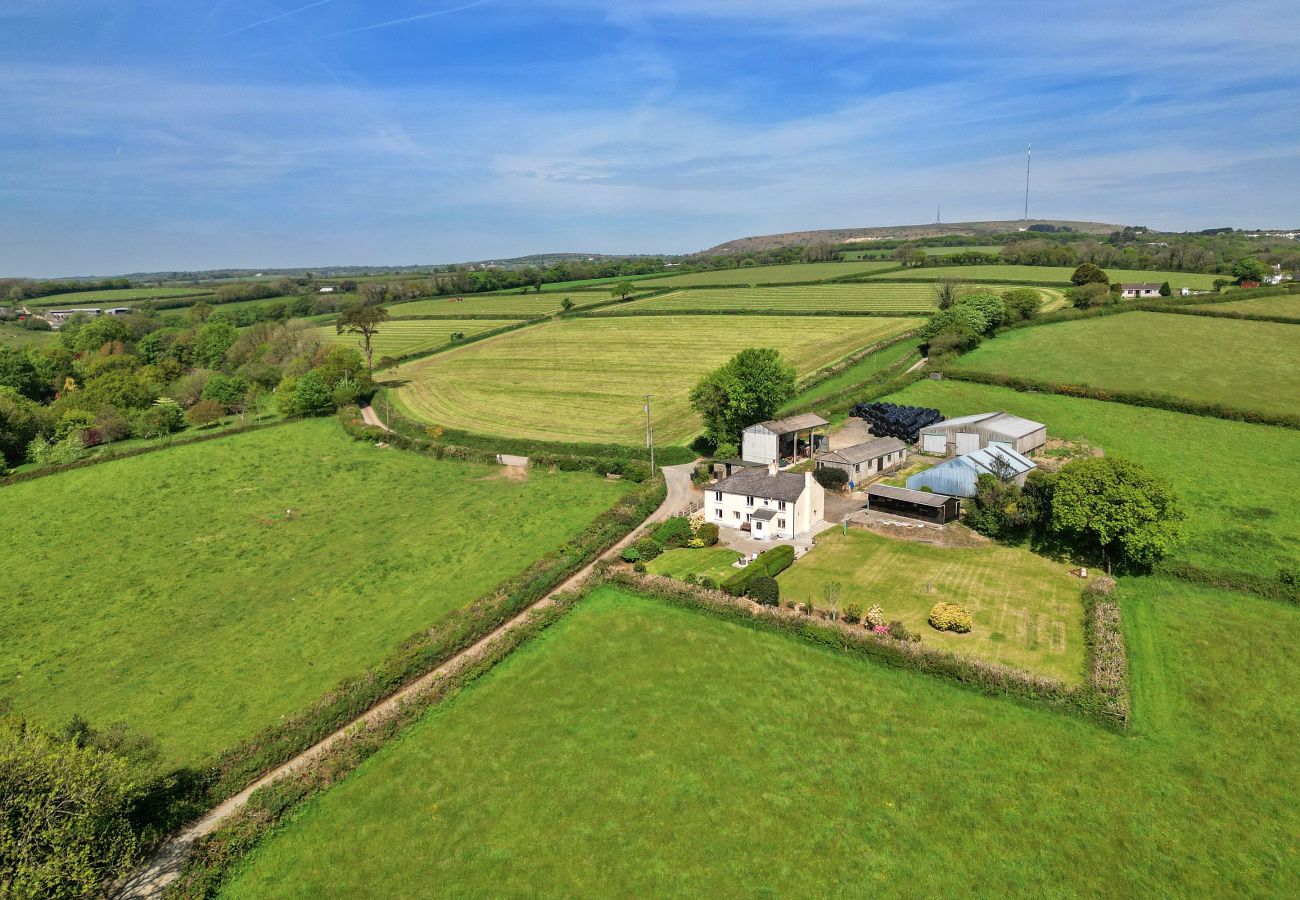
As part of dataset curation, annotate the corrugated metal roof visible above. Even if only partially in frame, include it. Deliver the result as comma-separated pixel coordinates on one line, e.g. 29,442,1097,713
819,436,906,465
713,469,809,503
750,413,829,435
867,483,953,507
922,411,999,431
919,411,1044,440
964,445,1036,475
905,446,1036,497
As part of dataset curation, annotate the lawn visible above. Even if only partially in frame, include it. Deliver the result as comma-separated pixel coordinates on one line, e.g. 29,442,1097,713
781,339,919,411
27,286,211,304
1189,293,1300,319
637,260,899,287
644,547,742,582
388,315,923,445
386,294,565,316
948,311,1300,419
314,319,519,360
0,419,627,765
886,378,1300,577
779,528,1086,680
871,265,1224,290
218,581,1299,897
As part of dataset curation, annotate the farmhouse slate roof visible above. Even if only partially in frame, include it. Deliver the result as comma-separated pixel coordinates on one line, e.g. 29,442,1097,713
751,413,829,435
713,469,809,503
819,437,907,465
867,483,953,508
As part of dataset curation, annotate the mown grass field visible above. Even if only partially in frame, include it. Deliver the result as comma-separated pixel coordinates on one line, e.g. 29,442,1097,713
948,311,1300,419
871,265,1224,289
841,245,1001,260
0,419,627,765
612,283,1063,315
887,379,1300,577
644,547,742,582
218,581,1299,897
779,529,1086,680
385,294,565,316
638,260,899,287
315,319,519,360
1189,293,1300,318
782,339,918,411
388,315,923,444
27,286,211,304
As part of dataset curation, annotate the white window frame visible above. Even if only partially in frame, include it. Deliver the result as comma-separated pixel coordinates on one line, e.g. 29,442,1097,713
746,495,754,507
714,491,722,502
777,517,786,530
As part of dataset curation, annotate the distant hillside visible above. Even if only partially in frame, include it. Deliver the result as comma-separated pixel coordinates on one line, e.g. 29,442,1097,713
700,220,1122,255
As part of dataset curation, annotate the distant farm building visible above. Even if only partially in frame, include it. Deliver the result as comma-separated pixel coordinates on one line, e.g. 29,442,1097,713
43,308,114,328
866,484,960,524
918,411,1046,456
816,437,907,489
906,446,1037,498
741,413,828,466
1120,283,1163,299
708,465,825,540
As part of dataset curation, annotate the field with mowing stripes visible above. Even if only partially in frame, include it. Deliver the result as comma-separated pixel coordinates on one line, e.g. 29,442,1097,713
872,265,1224,289
219,582,1300,897
0,419,628,765
316,319,519,360
638,260,899,287
948,312,1300,420
385,294,567,316
388,315,923,444
609,283,1060,314
26,286,211,305
779,529,1086,681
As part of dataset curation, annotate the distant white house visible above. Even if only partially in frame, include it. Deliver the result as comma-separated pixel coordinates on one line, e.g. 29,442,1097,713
1119,282,1163,299
1264,264,1294,286
318,286,336,293
708,465,824,541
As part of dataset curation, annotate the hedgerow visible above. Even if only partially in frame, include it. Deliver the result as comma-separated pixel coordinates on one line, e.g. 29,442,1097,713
720,544,795,596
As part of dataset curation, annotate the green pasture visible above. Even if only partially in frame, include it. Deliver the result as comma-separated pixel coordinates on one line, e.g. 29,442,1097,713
385,294,565,316
1189,293,1300,319
871,265,1224,290
948,311,1300,420
26,286,211,305
0,322,57,347
639,260,899,287
841,245,1001,260
315,319,519,360
611,283,1063,315
783,339,919,411
218,581,1299,897
779,528,1086,681
887,379,1300,577
388,315,923,445
644,547,742,582
0,419,627,765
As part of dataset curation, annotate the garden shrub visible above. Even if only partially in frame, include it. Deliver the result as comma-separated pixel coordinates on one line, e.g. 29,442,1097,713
720,544,795,596
813,467,848,491
695,522,719,546
748,576,780,606
652,516,693,550
865,604,885,627
842,603,862,624
634,536,662,561
633,561,647,574
929,602,973,633
620,547,642,564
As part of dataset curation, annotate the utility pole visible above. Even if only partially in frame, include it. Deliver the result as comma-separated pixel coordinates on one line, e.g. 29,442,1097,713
644,394,655,474
1024,144,1032,220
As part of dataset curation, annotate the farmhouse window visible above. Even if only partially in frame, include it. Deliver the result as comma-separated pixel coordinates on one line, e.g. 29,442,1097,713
734,511,741,520
715,491,722,502
777,518,786,529
746,496,754,507
778,501,786,511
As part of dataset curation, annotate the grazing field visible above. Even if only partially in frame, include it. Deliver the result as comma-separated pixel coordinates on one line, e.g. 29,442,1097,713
644,547,742,582
0,419,627,765
779,529,1086,680
315,319,519,359
948,311,1300,419
1188,293,1300,319
218,582,1300,897
0,323,57,347
385,294,565,317
887,379,1300,576
26,286,211,305
638,260,899,287
841,245,1000,260
612,283,1063,315
783,339,919,411
871,265,1224,289
389,315,923,444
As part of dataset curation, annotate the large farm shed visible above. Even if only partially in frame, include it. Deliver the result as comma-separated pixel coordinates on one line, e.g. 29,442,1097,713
918,411,1046,456
816,437,907,488
906,446,1037,498
866,484,960,524
742,413,829,466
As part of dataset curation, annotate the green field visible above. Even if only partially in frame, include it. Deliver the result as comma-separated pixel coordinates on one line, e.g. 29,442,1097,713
384,293,565,317
0,420,627,765
638,260,899,287
949,311,1300,419
388,315,923,444
782,339,919,411
26,286,211,305
0,322,57,347
871,265,1224,289
780,529,1086,680
887,379,1300,577
611,283,1064,315
1189,294,1300,318
644,547,742,582
218,581,1300,896
315,319,519,360
841,245,1001,260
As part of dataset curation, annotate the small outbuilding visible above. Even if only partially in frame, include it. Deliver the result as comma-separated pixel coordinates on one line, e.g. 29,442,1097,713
866,483,960,524
816,437,907,488
918,411,1046,456
741,413,828,466
906,445,1037,498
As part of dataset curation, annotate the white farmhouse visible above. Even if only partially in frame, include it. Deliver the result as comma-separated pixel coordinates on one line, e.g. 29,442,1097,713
708,464,824,541
1119,282,1163,299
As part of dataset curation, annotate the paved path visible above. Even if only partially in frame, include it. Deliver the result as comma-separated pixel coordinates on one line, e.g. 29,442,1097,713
115,465,694,898
359,401,392,432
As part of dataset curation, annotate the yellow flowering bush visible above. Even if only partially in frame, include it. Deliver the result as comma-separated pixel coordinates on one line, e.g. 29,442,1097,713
928,602,973,633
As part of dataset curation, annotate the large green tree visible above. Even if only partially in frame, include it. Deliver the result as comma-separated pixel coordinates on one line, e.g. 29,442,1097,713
336,303,389,371
1070,262,1110,286
1231,256,1267,284
688,347,796,451
1051,456,1184,572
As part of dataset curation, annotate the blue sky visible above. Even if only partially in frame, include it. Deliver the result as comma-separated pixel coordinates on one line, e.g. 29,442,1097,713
2,1,1297,276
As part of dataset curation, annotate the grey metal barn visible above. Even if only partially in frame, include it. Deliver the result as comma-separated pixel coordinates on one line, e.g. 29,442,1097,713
918,411,1046,456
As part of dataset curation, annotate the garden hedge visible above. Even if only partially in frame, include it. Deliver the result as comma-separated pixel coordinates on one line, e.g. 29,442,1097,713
720,544,795,596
